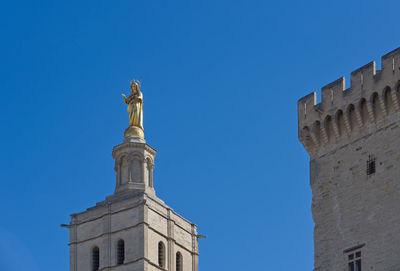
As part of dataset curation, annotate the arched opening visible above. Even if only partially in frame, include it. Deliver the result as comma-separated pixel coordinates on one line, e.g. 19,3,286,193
396,80,400,108
371,92,383,120
120,155,129,185
117,239,125,265
393,81,400,103
131,155,142,183
324,115,333,142
347,104,357,132
336,110,345,137
92,246,100,271
176,252,183,271
359,98,368,125
383,86,394,114
158,241,166,268
146,158,154,187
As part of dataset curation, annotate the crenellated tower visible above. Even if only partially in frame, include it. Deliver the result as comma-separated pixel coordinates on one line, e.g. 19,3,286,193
65,81,201,271
298,47,400,270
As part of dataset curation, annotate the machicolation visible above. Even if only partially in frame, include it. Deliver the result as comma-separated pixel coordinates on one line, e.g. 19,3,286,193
298,47,400,157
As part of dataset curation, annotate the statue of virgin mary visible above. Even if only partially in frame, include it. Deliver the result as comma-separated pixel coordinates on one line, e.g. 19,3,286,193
122,80,143,130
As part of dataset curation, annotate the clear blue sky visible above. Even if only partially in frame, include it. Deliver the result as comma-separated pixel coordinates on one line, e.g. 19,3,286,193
1,0,400,270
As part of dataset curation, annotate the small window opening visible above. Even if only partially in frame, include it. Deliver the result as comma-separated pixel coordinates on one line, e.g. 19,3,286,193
367,155,376,175
176,252,183,271
347,251,361,271
117,239,125,265
92,246,100,271
158,241,165,268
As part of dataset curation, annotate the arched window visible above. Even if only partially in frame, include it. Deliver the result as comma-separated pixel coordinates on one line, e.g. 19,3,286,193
383,87,394,114
360,99,368,124
324,115,333,142
347,104,356,131
117,239,125,265
158,241,165,267
92,246,100,271
146,158,154,188
176,251,183,271
371,92,383,120
336,110,344,137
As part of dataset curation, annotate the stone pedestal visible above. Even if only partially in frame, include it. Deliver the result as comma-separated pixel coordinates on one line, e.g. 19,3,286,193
124,126,144,141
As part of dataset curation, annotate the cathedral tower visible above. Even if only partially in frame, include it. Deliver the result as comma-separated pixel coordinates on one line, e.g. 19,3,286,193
298,48,400,270
65,81,200,271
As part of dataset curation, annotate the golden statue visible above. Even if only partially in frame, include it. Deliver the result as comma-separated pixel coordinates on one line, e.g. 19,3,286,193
122,80,144,138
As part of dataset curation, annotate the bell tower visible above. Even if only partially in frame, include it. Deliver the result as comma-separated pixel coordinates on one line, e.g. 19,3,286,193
65,81,200,271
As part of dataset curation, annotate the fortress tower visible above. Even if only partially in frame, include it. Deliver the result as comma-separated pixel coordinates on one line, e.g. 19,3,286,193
298,48,400,271
64,82,200,271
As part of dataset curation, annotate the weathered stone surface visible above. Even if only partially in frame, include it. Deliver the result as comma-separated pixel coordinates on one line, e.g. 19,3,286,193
298,47,400,270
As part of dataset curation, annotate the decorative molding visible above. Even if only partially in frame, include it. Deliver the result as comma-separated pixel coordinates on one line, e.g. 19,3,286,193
112,142,157,158
343,243,365,254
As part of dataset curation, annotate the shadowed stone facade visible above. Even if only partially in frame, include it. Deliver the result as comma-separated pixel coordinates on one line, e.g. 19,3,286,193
298,47,400,270
66,135,199,271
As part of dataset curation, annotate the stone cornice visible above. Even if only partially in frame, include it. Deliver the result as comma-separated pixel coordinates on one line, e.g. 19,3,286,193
112,142,157,158
69,192,196,235
145,193,197,229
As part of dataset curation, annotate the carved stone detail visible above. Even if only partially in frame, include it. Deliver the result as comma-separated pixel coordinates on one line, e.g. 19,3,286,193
112,142,156,193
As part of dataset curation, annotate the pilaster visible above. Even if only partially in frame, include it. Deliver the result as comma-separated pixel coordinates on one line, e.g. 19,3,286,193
191,224,199,271
167,209,175,271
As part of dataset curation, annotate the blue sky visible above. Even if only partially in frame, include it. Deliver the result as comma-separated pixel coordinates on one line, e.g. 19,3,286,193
1,0,400,270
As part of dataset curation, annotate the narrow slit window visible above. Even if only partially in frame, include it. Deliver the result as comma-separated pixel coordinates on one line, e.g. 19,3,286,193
92,246,100,271
117,239,125,265
367,155,376,175
176,252,183,271
158,241,165,268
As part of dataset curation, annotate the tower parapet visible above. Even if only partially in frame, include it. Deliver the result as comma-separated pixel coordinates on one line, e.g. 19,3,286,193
298,47,400,157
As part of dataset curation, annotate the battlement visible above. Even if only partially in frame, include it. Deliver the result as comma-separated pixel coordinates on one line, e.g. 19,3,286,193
298,47,400,156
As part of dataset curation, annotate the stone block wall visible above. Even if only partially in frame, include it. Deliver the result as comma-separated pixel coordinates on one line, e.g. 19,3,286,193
298,47,400,271
69,192,198,271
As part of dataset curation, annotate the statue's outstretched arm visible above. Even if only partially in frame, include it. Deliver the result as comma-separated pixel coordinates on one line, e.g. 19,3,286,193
122,94,130,104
